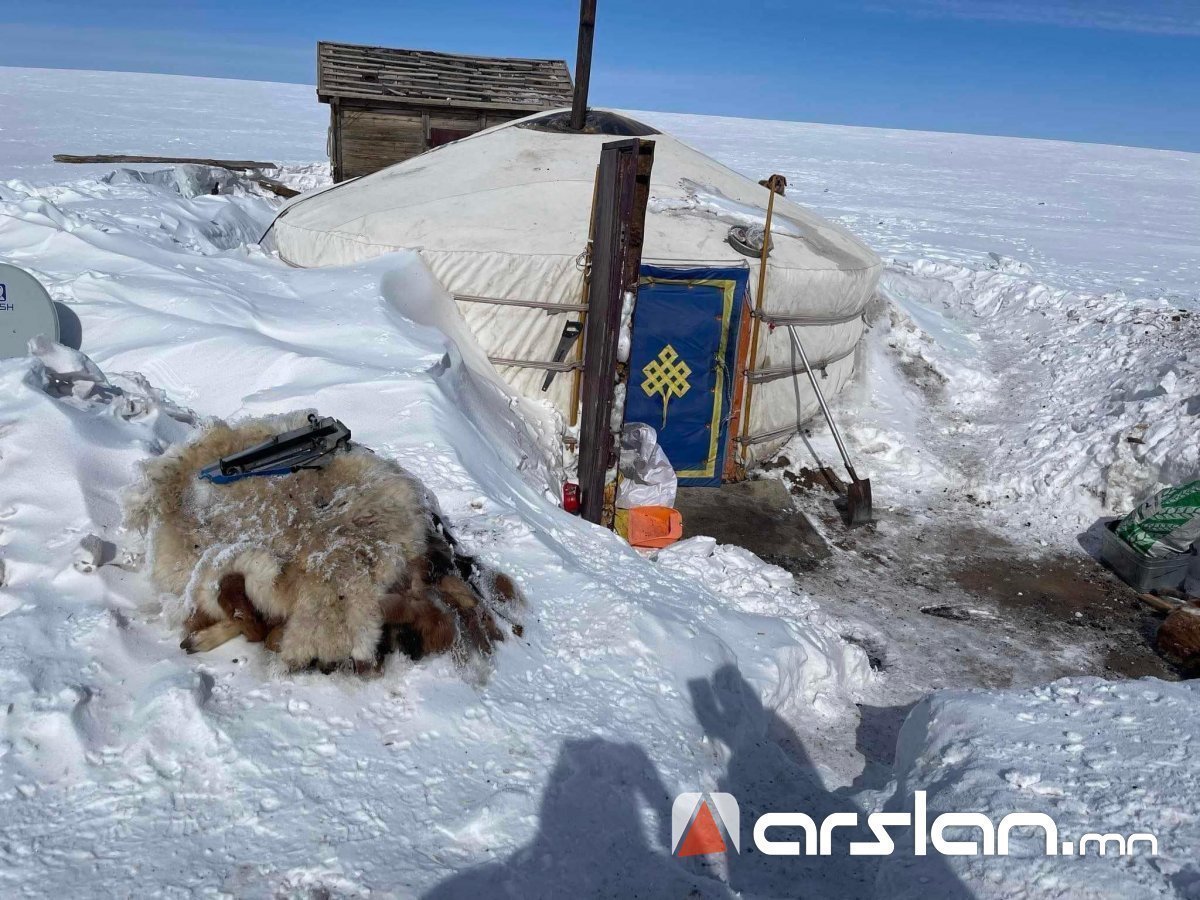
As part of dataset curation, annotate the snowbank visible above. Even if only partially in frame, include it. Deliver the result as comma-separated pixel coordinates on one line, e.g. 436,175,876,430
0,148,867,895
773,254,1199,541
881,678,1200,899
881,258,1199,518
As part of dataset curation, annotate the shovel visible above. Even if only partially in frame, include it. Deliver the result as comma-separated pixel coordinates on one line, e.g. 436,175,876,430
786,326,873,526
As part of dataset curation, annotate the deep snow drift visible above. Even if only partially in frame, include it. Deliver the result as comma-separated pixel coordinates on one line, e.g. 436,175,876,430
1,67,1198,898
0,76,867,898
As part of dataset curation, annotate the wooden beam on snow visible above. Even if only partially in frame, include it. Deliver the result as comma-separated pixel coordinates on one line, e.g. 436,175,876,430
54,154,278,171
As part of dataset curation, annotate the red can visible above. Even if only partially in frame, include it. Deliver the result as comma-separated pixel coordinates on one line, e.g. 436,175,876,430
562,482,581,514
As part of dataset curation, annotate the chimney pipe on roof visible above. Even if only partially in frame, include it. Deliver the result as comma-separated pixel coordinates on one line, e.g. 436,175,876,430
570,0,597,131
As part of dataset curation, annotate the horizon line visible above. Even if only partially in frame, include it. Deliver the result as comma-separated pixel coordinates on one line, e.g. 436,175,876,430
5,62,1198,157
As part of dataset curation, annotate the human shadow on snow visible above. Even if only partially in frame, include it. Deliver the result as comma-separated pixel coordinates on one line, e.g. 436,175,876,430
691,665,971,899
426,664,971,899
842,701,917,795
423,736,726,899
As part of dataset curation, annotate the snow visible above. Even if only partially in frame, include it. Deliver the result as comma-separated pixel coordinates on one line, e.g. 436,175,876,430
637,109,1200,533
1,65,1198,898
882,678,1200,899
643,110,1200,305
0,68,868,897
0,68,326,184
859,255,1200,527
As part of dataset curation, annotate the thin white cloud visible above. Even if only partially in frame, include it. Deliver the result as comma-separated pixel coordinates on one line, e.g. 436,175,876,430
867,0,1200,36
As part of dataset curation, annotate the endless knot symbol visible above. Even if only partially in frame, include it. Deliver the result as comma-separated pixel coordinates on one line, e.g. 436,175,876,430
641,344,691,425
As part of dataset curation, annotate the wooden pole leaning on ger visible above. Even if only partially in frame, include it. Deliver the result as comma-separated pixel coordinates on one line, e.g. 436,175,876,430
569,166,602,428
738,173,785,464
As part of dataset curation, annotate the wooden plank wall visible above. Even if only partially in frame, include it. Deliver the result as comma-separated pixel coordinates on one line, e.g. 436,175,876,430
339,107,425,180
335,103,530,181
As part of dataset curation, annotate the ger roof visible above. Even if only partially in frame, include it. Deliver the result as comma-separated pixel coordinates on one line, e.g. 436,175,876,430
316,41,574,112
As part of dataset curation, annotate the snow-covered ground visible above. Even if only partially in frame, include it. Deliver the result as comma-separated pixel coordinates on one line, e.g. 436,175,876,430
0,68,326,183
884,678,1200,900
0,67,1197,898
642,109,1200,532
647,110,1199,305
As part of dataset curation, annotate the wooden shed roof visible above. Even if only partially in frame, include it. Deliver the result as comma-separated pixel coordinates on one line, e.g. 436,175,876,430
317,41,574,112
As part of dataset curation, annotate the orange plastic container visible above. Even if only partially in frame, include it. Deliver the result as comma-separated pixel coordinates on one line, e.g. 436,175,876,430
623,506,683,549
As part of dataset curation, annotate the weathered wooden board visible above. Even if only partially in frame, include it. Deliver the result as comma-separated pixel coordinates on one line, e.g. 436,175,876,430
577,138,655,527
317,41,573,110
53,154,276,170
333,104,529,180
337,108,425,179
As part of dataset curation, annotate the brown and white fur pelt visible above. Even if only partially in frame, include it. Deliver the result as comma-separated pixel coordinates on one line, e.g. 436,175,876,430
124,411,519,674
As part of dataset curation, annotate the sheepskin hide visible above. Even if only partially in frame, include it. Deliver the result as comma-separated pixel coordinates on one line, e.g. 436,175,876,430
126,411,512,671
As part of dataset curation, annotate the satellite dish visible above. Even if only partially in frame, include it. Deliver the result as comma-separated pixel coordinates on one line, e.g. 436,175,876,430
0,263,60,359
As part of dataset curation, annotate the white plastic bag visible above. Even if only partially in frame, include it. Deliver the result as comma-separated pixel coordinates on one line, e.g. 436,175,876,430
616,422,677,509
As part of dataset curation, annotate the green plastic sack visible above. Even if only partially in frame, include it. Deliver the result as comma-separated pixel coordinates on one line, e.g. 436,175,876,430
1117,480,1200,559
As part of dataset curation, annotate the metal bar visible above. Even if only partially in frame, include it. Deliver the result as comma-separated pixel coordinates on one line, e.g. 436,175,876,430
570,0,597,131
755,309,865,327
489,357,582,372
734,342,857,441
734,424,802,446
745,343,857,384
454,294,588,313
786,326,859,480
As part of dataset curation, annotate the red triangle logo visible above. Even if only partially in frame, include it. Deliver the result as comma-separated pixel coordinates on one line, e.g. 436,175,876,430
676,800,728,857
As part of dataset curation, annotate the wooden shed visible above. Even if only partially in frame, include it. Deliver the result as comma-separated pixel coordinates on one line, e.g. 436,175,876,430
317,41,574,182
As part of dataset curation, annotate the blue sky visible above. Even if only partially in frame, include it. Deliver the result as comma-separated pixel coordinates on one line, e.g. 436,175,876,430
2,1,1198,151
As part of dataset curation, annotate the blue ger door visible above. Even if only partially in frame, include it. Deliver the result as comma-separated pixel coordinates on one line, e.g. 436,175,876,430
624,265,747,486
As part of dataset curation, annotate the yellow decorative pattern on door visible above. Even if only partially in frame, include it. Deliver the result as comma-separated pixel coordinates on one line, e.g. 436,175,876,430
641,344,692,427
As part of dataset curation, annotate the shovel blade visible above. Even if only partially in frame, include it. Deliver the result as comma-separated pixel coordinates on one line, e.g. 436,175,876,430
845,477,873,526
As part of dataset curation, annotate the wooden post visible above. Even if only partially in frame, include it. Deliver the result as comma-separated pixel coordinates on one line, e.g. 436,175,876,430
577,138,654,526
570,0,597,131
738,185,777,462
569,166,601,427
331,99,344,183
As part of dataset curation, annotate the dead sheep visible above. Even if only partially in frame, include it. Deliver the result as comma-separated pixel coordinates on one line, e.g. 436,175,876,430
125,411,520,674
